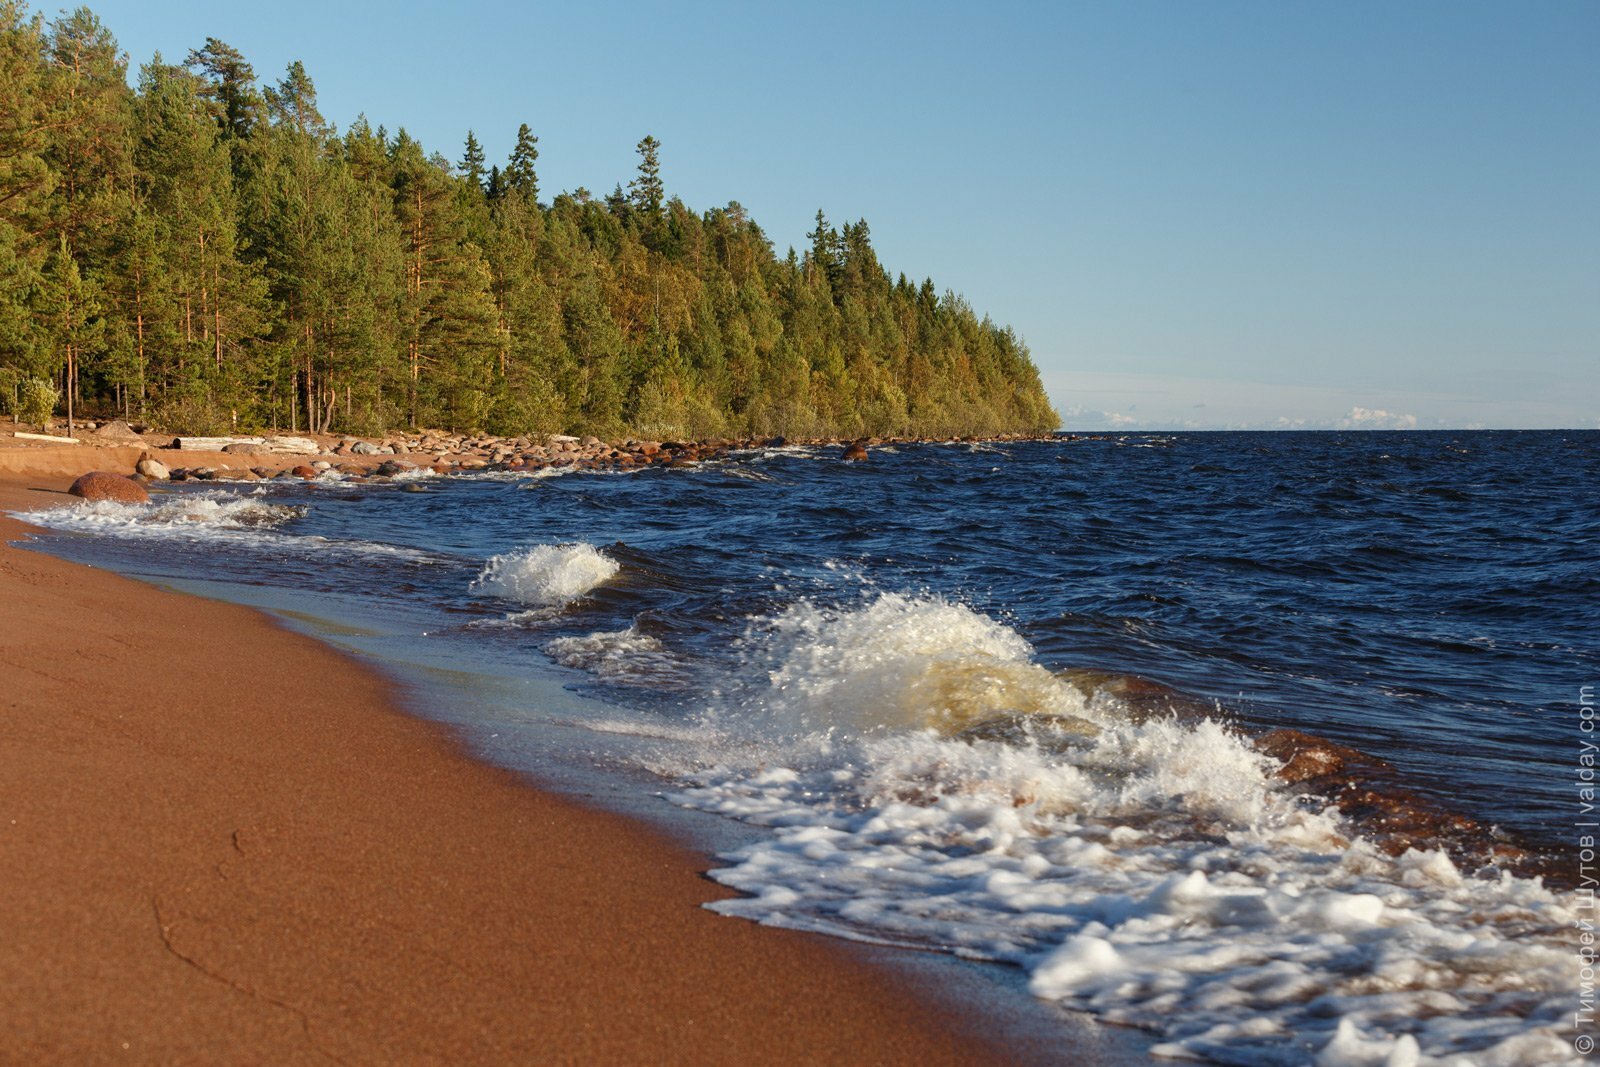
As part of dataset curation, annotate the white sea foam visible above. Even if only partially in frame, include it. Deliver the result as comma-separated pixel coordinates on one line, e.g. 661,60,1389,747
660,593,1576,1066
546,625,686,687
22,490,440,561
25,490,306,541
387,466,441,483
470,543,619,609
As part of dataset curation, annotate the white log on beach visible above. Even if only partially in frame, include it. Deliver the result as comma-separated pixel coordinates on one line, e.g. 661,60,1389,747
12,431,80,444
263,436,320,455
176,436,265,451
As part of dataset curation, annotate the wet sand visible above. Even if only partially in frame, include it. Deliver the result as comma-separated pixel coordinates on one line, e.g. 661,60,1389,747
0,454,1043,1065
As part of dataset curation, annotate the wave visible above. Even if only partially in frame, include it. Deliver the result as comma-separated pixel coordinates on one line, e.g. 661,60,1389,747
663,593,1574,1066
546,624,687,687
22,490,448,564
737,592,1110,738
469,543,619,609
25,490,306,541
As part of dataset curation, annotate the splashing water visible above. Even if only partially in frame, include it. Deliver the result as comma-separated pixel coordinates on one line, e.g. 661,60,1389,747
470,543,620,609
661,593,1576,1066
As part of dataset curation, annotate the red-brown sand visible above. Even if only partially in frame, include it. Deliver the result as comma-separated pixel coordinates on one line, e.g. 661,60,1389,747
0,447,1051,1065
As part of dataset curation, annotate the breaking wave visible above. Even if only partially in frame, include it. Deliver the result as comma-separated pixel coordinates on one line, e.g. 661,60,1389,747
26,490,306,539
470,543,619,609
660,593,1574,1066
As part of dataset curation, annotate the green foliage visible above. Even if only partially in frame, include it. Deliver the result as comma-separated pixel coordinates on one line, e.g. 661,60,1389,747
15,374,58,424
629,135,663,215
0,5,1058,438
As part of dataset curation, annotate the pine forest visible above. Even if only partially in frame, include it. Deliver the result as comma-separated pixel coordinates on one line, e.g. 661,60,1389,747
0,5,1059,440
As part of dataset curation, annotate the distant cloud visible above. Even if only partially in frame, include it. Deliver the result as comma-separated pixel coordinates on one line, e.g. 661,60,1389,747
1338,406,1418,430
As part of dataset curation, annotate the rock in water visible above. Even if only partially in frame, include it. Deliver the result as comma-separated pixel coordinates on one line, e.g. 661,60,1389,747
842,441,869,462
135,458,170,480
68,471,149,504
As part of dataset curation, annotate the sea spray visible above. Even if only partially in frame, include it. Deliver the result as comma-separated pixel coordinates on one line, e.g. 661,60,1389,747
744,592,1093,737
470,543,620,609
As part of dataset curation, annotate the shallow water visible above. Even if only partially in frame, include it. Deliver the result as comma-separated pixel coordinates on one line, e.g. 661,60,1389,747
23,430,1599,1066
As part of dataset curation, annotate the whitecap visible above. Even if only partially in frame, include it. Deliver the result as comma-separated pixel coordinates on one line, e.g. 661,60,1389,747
469,543,619,609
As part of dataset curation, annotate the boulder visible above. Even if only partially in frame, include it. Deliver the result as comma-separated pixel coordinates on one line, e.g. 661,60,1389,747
93,419,143,442
135,457,170,481
351,440,380,455
68,471,149,504
222,441,265,455
842,441,869,462
292,465,318,479
375,459,413,477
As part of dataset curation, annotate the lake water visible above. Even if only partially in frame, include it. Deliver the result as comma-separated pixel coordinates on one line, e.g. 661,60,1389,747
25,430,1598,1065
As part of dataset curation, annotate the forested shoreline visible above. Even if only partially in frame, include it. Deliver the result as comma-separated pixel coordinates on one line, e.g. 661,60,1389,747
0,4,1058,440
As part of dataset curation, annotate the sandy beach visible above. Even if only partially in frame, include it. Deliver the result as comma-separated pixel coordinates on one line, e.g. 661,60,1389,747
0,447,1035,1065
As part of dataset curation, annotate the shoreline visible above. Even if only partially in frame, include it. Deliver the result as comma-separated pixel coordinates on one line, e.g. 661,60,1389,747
0,459,1111,1062
0,470,998,1062
0,416,1062,485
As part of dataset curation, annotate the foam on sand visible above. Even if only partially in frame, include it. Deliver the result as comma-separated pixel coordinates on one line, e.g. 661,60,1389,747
470,543,619,609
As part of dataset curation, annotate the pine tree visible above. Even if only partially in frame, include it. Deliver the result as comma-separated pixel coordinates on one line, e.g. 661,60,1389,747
390,130,497,427
504,122,538,201
131,59,269,419
41,9,133,262
35,234,103,430
629,134,662,214
460,129,485,191
185,38,261,142
265,60,326,137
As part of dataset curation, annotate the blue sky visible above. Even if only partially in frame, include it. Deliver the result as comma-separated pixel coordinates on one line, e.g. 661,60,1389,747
76,0,1598,428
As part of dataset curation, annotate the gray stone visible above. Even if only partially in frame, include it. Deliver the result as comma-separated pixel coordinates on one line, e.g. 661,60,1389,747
135,458,170,480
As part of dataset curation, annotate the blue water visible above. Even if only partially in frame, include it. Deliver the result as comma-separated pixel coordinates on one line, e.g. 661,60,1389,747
41,430,1596,845
24,429,1599,1065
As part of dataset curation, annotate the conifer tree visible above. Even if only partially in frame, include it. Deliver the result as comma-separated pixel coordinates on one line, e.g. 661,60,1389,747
460,129,485,191
264,60,326,137
505,123,538,201
185,38,260,142
629,134,663,214
35,234,102,429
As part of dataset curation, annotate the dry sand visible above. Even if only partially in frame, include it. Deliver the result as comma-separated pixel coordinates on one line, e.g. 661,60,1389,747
0,446,1036,1065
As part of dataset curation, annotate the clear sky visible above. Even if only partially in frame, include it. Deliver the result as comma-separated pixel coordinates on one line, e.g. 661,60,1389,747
74,0,1598,429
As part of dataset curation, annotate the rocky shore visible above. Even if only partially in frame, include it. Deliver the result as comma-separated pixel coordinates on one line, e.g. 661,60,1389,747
3,416,1061,487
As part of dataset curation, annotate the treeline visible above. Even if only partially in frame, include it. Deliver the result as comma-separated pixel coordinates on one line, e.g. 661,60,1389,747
0,5,1058,439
